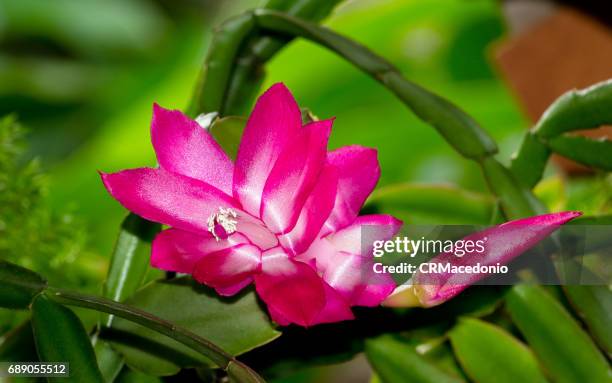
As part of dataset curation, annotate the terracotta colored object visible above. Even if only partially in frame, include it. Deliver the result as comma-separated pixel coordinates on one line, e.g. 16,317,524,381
495,7,612,172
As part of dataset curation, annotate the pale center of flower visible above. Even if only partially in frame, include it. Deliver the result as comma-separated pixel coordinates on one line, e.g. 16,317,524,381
207,207,238,241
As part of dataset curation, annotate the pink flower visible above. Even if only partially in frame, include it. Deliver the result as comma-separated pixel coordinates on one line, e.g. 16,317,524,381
383,211,581,308
101,83,402,327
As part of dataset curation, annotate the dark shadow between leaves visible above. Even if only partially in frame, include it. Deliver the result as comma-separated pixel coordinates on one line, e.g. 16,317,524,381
99,326,206,369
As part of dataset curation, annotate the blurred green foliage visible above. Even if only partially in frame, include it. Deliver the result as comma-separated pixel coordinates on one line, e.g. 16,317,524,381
0,0,252,157
0,116,100,334
0,116,98,288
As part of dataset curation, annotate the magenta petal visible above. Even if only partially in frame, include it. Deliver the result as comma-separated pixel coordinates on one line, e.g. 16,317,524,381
312,282,355,325
265,304,292,326
266,282,353,326
254,247,327,327
321,146,380,235
412,211,582,307
151,104,233,194
294,236,337,268
328,214,403,255
215,279,254,297
101,167,237,234
233,83,302,216
193,243,261,295
353,277,397,306
151,229,249,273
260,119,332,234
318,251,396,307
278,164,338,256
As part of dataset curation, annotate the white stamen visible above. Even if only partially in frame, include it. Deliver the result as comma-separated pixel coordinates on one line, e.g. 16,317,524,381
207,207,238,241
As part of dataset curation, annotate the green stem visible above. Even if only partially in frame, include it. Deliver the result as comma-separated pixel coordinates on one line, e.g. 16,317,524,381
186,12,257,117
251,9,497,160
480,157,544,218
510,132,550,189
188,0,343,118
44,287,264,383
510,80,612,187
222,0,345,115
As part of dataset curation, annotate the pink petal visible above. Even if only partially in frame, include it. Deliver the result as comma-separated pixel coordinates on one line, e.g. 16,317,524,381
354,277,397,306
151,229,249,273
265,304,293,326
306,214,400,306
317,251,396,307
193,243,261,295
321,146,380,235
215,279,254,296
278,164,338,256
260,119,332,233
237,217,279,250
327,214,403,255
312,282,355,325
294,236,336,268
151,104,234,194
389,211,582,308
297,214,401,269
254,248,327,327
262,279,354,326
233,83,302,216
101,167,237,234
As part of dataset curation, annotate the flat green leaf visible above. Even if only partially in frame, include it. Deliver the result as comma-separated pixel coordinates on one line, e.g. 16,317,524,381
510,131,550,188
107,277,280,376
506,285,611,383
31,295,104,383
102,214,160,324
98,214,160,382
416,339,467,381
95,338,125,383
365,335,464,383
0,259,47,309
398,325,468,380
365,183,494,225
209,116,247,160
449,317,548,383
103,214,160,306
536,80,612,138
563,285,612,358
547,135,612,171
480,157,544,219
